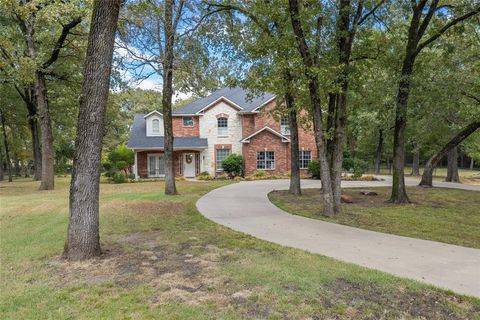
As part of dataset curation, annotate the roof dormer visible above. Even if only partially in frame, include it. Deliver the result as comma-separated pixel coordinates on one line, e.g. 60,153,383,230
144,111,164,136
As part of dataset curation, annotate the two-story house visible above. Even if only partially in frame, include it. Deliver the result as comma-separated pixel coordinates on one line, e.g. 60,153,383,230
127,87,317,178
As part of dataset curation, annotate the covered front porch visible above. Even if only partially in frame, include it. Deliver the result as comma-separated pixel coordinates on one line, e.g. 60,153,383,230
133,149,204,179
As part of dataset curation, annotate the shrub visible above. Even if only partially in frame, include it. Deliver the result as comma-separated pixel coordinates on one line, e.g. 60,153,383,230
197,171,213,180
308,160,321,179
215,175,229,180
103,145,134,176
233,176,244,182
221,154,243,177
111,172,126,184
352,159,369,178
342,157,355,172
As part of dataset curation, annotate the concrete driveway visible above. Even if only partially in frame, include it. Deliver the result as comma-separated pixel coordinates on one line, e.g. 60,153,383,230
196,176,480,297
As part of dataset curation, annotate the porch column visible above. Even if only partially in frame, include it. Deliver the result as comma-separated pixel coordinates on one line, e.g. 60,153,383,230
134,151,139,180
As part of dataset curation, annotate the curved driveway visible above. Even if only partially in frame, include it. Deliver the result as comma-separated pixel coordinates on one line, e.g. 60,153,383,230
196,176,480,297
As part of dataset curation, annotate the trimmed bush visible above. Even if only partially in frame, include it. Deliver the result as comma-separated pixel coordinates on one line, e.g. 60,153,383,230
221,154,243,177
308,160,320,179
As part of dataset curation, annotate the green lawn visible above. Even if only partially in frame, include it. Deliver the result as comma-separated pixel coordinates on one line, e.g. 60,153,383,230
269,187,480,249
1,178,480,319
371,167,480,183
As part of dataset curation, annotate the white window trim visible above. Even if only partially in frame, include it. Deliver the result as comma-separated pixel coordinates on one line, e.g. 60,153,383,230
256,151,275,170
280,116,290,135
147,153,165,178
217,117,228,137
215,149,231,172
299,150,312,169
152,119,160,133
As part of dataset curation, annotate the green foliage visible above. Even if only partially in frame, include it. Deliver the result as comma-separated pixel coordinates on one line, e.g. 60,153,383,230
308,160,320,179
197,171,213,180
111,172,127,184
221,154,243,177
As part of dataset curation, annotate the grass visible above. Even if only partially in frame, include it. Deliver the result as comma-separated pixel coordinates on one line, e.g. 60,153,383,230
372,167,480,182
269,187,480,249
1,177,480,319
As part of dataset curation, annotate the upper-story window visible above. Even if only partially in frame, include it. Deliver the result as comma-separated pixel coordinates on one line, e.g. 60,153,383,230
152,119,160,133
280,115,290,135
217,117,228,136
183,116,194,127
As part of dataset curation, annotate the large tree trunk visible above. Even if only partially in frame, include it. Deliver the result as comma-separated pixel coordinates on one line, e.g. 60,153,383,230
374,128,383,174
326,92,337,167
1,113,13,182
419,121,480,187
470,158,474,170
411,143,420,176
287,94,301,195
23,18,55,190
35,71,55,190
390,55,415,204
25,94,42,181
289,0,335,216
64,0,121,261
445,146,460,182
162,0,178,195
13,153,21,176
0,141,3,181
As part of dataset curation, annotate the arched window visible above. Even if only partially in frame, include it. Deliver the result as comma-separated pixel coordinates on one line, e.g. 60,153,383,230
152,119,160,133
217,117,228,136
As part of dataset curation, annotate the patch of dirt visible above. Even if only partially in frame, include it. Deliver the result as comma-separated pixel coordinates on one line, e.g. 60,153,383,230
48,231,232,307
462,178,480,186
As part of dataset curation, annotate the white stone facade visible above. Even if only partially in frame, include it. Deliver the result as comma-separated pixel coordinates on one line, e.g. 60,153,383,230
198,101,243,174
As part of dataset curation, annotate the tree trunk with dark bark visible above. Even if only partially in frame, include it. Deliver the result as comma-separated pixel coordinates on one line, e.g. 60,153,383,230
390,0,479,202
287,93,301,195
64,0,121,261
445,146,460,183
374,129,383,174
471,158,474,170
288,0,334,216
35,71,55,190
25,94,42,181
0,141,3,181
420,121,480,187
326,93,337,168
1,112,13,182
411,143,420,176
162,0,178,195
13,153,21,176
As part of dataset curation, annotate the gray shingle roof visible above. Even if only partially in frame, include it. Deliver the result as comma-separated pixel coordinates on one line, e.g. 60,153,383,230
173,87,275,114
127,114,208,149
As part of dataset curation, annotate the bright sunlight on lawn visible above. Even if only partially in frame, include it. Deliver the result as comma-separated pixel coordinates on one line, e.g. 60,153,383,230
1,178,480,319
269,187,480,248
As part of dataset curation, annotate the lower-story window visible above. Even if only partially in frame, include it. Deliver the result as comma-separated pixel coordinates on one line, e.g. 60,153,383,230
257,151,275,170
216,149,230,171
299,150,312,169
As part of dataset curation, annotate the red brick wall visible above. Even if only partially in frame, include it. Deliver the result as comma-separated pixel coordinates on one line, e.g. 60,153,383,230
136,151,149,178
136,150,199,178
243,130,289,176
240,100,317,175
172,116,200,137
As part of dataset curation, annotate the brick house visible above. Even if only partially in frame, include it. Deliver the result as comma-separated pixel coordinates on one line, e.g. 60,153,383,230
128,87,317,178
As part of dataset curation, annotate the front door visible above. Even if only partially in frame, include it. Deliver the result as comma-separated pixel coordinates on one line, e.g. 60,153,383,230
183,153,195,177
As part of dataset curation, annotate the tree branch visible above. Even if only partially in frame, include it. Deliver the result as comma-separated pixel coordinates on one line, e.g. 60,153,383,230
42,17,82,69
358,0,386,26
416,5,480,54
